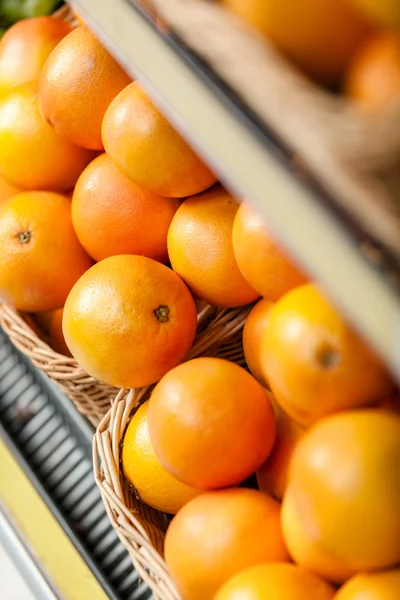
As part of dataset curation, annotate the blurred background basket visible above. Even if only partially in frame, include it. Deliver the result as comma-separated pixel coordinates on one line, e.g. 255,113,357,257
148,0,400,263
93,304,250,599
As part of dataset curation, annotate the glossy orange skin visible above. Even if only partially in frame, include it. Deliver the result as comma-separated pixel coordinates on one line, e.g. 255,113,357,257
168,187,260,307
63,255,197,388
122,402,200,514
165,489,289,600
222,0,370,85
232,202,307,301
49,308,72,357
72,154,179,262
262,283,391,425
148,357,275,489
0,82,94,191
257,411,304,500
39,26,131,150
346,33,400,109
282,410,400,583
0,192,92,312
335,569,400,600
0,17,72,97
243,298,274,387
0,174,20,206
215,563,335,600
102,82,217,197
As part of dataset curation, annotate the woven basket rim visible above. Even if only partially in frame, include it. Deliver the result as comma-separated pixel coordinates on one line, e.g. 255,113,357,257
93,304,251,599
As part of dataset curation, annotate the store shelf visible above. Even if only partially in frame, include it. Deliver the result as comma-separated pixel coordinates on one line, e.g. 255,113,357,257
0,328,151,600
71,0,399,379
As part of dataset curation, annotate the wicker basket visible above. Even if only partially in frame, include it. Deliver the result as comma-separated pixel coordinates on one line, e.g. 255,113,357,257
93,304,250,599
0,301,117,425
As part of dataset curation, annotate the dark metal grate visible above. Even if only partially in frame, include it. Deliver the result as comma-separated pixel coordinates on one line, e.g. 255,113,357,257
0,328,152,600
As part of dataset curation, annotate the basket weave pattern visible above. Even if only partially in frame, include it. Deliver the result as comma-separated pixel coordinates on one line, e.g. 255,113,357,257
0,301,117,425
93,304,250,599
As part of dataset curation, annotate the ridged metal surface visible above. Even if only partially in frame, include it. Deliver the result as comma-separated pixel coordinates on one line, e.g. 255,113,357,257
0,328,152,600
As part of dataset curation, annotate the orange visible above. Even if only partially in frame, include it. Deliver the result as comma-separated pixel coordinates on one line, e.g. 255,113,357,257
72,153,179,262
221,0,370,85
262,283,391,425
345,0,400,28
39,26,131,150
0,174,20,206
0,17,72,97
165,488,289,600
282,410,400,583
335,568,400,600
49,308,72,357
0,192,92,312
232,202,307,301
257,410,304,500
102,81,217,197
168,186,260,307
346,33,400,109
148,357,275,489
243,298,274,387
0,82,94,191
121,402,200,514
215,563,335,600
62,255,197,388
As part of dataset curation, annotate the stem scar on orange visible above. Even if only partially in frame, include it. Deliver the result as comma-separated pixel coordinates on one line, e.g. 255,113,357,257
262,283,392,425
0,191,93,313
62,255,197,389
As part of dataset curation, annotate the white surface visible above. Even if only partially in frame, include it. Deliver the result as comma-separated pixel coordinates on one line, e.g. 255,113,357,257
0,540,37,600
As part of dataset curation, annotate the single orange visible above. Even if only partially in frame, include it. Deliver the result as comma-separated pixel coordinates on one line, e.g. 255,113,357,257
165,488,289,600
148,357,275,489
0,17,72,97
122,402,200,514
0,174,20,206
0,192,92,312
102,81,217,197
62,255,197,388
222,0,370,85
262,283,391,425
346,33,400,109
72,153,179,262
335,568,400,600
39,26,131,150
257,410,304,500
243,298,274,387
168,186,260,307
0,82,94,191
215,563,335,600
232,202,307,301
49,308,72,357
282,410,400,582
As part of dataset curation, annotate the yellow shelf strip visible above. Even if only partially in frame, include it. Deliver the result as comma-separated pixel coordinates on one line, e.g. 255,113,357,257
0,437,110,600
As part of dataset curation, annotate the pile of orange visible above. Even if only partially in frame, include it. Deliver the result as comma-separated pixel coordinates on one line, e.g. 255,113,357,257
0,8,399,600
